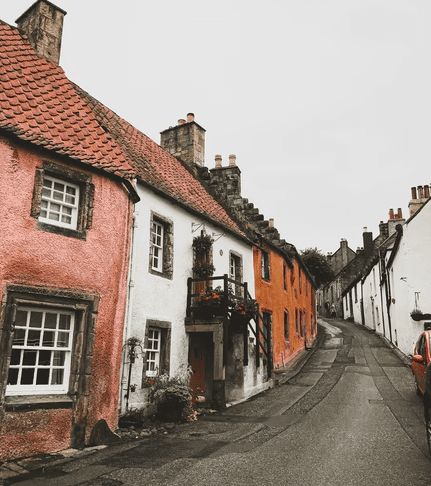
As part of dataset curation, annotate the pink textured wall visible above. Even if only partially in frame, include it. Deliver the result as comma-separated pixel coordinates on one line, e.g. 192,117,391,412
0,136,132,461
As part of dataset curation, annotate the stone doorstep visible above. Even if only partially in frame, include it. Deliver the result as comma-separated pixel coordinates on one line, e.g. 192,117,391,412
0,445,108,480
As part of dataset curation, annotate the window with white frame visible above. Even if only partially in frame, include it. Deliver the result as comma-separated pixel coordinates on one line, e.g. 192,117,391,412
150,220,164,272
145,328,161,376
39,175,80,230
6,306,74,395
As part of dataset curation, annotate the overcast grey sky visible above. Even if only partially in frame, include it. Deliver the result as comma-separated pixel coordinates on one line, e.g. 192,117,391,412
3,1,431,253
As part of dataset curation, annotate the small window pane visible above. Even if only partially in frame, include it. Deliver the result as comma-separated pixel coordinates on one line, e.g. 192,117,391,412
36,368,50,385
45,313,57,329
39,350,51,366
51,368,64,385
10,349,21,366
13,329,26,346
53,351,65,366
63,206,72,216
57,332,69,348
53,191,63,201
42,188,51,197
30,311,43,328
66,186,76,195
44,179,52,188
40,209,47,218
65,195,75,204
27,330,41,347
42,331,55,347
48,212,60,221
59,315,71,330
61,215,72,224
7,368,18,385
54,182,64,192
21,368,35,385
23,350,37,365
15,310,27,327
50,202,61,212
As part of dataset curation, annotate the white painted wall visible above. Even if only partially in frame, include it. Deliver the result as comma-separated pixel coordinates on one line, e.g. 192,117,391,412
361,262,386,336
121,184,257,411
387,201,431,357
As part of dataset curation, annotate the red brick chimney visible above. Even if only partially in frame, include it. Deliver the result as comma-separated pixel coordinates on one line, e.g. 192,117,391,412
16,0,67,65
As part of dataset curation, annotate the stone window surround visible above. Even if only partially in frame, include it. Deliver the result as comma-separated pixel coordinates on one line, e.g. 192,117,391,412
229,250,243,295
31,160,95,240
284,309,289,342
142,320,171,384
148,212,174,280
261,250,271,282
0,284,98,428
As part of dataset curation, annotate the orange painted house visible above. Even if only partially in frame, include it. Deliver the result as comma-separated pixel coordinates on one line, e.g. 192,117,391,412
254,242,317,371
202,157,317,372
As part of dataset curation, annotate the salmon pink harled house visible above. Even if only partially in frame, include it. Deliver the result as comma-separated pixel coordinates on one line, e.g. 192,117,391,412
0,1,139,461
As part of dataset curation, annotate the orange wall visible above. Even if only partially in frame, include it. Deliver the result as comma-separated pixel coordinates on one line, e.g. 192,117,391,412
253,245,316,369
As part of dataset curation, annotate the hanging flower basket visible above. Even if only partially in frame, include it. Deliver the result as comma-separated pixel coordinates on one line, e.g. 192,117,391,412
192,263,215,279
192,234,214,254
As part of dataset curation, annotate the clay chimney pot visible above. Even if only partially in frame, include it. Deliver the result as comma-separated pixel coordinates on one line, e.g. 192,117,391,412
389,209,394,220
411,187,417,199
424,185,430,198
268,218,274,228
228,154,236,167
187,113,195,123
215,154,222,168
178,119,186,125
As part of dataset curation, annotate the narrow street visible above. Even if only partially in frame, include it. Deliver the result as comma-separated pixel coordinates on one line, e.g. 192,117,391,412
8,320,431,486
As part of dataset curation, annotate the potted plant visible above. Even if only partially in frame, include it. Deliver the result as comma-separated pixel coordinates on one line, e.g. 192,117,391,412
148,367,193,422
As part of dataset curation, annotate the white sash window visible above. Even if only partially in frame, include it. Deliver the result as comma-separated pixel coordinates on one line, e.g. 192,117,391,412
6,306,74,395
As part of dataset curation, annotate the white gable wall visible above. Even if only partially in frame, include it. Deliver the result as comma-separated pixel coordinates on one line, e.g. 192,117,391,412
388,201,431,357
121,184,256,411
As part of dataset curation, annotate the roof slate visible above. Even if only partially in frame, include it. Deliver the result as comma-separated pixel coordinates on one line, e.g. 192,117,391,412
0,21,244,237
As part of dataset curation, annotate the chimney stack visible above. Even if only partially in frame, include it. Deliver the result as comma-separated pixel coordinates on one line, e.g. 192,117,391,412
16,0,67,65
215,154,222,168
362,227,373,253
160,113,206,167
228,154,237,167
408,184,431,216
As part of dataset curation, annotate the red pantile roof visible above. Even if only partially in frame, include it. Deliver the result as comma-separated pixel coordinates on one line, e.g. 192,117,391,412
0,21,244,237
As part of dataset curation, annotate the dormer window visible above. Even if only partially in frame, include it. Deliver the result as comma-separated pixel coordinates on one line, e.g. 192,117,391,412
39,176,80,230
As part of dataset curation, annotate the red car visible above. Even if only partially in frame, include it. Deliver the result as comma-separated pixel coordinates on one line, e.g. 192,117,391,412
411,330,431,395
411,330,431,454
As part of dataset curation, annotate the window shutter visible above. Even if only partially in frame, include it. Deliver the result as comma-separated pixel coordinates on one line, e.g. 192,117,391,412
30,168,44,218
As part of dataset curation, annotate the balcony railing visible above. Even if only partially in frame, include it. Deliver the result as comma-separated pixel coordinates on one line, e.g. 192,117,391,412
185,274,272,375
186,274,250,321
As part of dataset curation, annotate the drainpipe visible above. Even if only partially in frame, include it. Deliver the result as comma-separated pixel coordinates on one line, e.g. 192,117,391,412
119,200,138,413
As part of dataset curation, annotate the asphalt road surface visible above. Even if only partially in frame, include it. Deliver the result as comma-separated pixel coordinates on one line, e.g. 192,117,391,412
10,319,431,486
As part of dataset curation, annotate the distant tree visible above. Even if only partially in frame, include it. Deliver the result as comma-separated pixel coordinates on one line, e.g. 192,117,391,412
300,248,334,288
